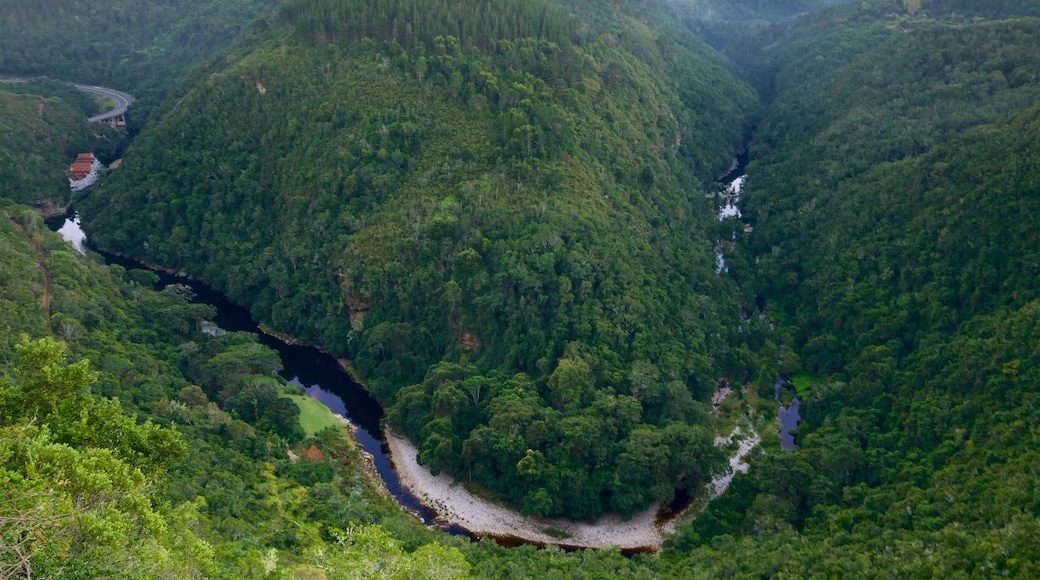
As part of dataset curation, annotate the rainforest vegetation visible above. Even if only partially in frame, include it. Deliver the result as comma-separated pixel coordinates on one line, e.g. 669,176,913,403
4,0,1040,576
0,84,121,208
0,0,277,126
81,0,761,521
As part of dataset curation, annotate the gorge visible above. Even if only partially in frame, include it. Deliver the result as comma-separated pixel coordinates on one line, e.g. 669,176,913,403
5,0,1040,576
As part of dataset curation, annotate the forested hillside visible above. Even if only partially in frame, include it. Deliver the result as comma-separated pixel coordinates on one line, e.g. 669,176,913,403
7,0,1040,576
0,198,489,576
740,6,1040,373
658,0,1040,575
662,103,1040,577
0,193,690,580
0,0,276,124
0,86,120,209
82,0,760,520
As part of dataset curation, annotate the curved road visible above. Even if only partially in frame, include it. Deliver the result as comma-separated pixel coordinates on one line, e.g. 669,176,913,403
75,84,134,123
0,76,134,123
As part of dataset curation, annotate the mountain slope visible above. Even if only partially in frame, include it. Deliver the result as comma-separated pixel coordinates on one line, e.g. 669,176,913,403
664,102,1040,576
742,14,1040,363
0,87,120,209
654,2,1040,574
82,0,759,519
0,0,277,124
0,195,481,577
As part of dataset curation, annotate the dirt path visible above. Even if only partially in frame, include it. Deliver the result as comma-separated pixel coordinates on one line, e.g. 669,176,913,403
8,217,53,328
40,265,52,315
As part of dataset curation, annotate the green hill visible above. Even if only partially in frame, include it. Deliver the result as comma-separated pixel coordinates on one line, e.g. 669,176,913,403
0,86,120,209
652,1,1040,575
742,13,1040,368
8,0,1040,575
0,0,277,125
0,194,482,576
660,102,1040,578
82,0,760,520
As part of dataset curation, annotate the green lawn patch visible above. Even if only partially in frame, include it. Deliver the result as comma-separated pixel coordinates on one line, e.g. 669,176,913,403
286,394,343,436
789,371,815,397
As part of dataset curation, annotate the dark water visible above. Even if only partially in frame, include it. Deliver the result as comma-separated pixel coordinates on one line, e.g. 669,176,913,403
44,212,461,530
719,149,749,184
46,212,90,254
774,376,800,450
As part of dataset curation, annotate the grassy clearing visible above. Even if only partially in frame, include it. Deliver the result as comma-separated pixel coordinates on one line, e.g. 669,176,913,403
286,394,342,436
789,371,815,397
93,94,118,113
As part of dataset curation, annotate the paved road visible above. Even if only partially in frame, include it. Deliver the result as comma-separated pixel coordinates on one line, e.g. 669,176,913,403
0,76,135,122
75,84,135,122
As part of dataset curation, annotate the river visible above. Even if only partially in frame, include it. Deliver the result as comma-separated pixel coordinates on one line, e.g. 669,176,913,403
711,158,802,450
45,212,464,533
775,376,801,450
48,152,772,546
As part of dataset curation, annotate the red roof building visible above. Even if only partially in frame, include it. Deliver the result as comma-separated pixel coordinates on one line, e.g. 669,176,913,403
69,153,101,192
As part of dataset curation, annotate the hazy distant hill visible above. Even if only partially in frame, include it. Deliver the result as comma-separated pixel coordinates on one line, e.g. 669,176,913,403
0,0,277,124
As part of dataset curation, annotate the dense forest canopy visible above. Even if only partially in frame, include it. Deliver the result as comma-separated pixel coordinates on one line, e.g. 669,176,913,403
279,0,580,49
664,0,1040,575
0,198,545,577
4,0,1040,576
673,103,1040,577
740,13,1040,369
82,0,761,521
0,0,277,125
0,85,120,209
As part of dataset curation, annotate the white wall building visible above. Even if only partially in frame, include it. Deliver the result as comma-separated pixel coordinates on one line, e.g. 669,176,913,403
69,153,101,192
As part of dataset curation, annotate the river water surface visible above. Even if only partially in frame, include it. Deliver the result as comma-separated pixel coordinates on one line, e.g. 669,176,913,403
774,376,801,450
45,212,459,530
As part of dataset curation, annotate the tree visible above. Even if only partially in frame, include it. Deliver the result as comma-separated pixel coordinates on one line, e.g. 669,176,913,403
1,337,212,578
5,336,97,421
300,524,470,579
546,358,592,411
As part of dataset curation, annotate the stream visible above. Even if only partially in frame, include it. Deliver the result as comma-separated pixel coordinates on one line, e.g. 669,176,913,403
774,376,801,450
47,150,777,547
712,155,802,450
713,152,748,274
45,212,465,534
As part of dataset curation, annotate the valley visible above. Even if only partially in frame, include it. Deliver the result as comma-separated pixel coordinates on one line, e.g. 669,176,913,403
3,0,1040,577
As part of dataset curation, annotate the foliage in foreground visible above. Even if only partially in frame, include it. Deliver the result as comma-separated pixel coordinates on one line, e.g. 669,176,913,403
0,201,472,577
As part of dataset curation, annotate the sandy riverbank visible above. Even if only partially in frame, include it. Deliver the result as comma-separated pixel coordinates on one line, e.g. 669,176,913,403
707,422,760,501
385,422,760,551
386,430,663,550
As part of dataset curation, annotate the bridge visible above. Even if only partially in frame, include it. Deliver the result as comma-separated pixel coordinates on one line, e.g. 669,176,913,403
0,76,135,129
76,84,134,129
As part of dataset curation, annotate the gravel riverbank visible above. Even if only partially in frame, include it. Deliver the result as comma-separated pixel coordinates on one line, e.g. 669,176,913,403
386,422,759,551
